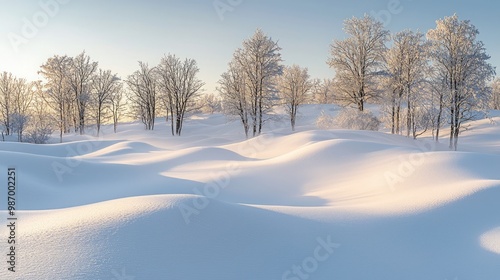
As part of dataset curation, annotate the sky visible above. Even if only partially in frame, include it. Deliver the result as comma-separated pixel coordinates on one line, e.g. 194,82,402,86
0,0,499,94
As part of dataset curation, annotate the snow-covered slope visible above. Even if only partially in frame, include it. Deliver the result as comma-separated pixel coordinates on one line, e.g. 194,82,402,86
0,105,499,280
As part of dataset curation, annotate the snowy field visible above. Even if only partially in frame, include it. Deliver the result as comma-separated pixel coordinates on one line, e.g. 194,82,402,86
1,105,499,280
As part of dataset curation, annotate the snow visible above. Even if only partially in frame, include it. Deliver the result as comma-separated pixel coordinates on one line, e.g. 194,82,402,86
0,104,499,279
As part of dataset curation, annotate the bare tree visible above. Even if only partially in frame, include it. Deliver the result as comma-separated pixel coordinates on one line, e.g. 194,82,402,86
381,67,404,134
384,30,428,137
277,65,313,131
68,51,98,135
199,93,222,114
311,78,334,104
126,62,158,130
90,69,121,136
490,77,500,110
427,14,495,150
233,29,283,137
157,54,204,136
24,85,54,144
109,86,125,133
218,61,251,138
0,72,15,135
11,78,35,142
0,74,38,142
328,15,389,111
39,55,73,142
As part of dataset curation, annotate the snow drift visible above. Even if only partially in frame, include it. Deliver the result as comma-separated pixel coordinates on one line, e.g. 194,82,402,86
0,105,499,279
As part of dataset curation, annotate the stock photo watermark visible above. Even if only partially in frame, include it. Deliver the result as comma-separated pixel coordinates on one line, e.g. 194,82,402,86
8,0,71,52
213,0,243,21
111,268,135,280
6,167,18,273
370,0,410,27
282,235,340,280
384,139,436,191
51,133,106,182
179,162,241,224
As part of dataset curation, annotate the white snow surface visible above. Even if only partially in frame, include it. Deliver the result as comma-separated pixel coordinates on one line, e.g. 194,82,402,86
0,105,499,280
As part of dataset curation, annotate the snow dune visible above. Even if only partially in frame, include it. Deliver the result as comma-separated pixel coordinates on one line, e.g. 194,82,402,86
0,105,499,279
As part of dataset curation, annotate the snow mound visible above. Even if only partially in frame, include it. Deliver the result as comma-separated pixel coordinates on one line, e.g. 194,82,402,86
4,195,332,280
0,107,499,279
481,227,500,254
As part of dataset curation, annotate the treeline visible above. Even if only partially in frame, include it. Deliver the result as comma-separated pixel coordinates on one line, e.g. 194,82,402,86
218,14,498,150
0,14,498,149
0,52,207,143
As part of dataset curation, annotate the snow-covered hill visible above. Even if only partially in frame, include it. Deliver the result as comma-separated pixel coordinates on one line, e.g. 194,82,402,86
0,105,499,279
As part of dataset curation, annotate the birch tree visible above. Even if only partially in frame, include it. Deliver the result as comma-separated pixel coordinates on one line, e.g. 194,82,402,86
277,65,313,131
328,15,389,111
427,14,495,150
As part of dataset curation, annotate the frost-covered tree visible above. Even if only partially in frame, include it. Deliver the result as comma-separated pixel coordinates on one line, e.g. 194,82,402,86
218,61,251,137
157,54,204,136
427,14,495,150
90,69,121,136
277,65,313,131
24,85,54,144
39,55,73,142
316,109,380,131
311,78,334,104
109,87,125,133
199,93,222,114
231,29,283,137
384,30,428,137
11,78,35,142
126,62,158,130
421,69,451,141
490,77,500,110
328,15,389,111
0,74,39,142
0,72,15,135
68,51,98,135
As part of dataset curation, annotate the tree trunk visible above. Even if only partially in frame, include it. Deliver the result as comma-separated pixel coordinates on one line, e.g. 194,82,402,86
406,84,412,138
435,91,443,142
97,106,101,136
258,92,263,135
357,98,364,111
391,93,396,134
396,105,400,134
59,108,63,143
170,113,174,136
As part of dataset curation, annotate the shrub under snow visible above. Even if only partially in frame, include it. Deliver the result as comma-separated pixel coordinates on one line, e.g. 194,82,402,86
316,109,380,131
24,127,53,144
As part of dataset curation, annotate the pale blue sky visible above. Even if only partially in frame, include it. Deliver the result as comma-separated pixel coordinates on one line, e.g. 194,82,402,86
0,0,499,93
